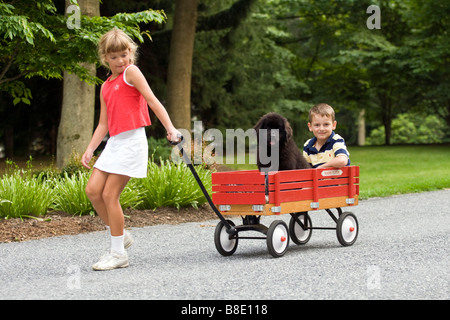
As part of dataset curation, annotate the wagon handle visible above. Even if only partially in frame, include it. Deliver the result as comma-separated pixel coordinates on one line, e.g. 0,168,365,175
170,135,236,235
169,134,184,146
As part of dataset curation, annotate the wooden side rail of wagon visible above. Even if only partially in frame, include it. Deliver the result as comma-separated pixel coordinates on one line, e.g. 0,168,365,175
211,166,360,257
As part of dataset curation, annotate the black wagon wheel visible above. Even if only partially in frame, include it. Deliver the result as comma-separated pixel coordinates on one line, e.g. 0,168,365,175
214,220,238,256
266,220,289,258
336,212,359,246
289,212,312,245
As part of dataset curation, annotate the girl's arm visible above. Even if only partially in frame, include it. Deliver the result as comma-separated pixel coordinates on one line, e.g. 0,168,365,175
125,65,181,142
81,84,109,169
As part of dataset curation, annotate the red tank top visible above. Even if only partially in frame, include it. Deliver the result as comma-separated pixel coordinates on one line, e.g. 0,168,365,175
102,65,151,137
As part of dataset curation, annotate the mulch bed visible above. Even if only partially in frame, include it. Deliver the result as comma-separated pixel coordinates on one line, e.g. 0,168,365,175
0,204,217,243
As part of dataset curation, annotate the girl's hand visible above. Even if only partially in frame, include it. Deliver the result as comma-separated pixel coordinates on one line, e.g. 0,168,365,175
167,129,182,144
81,149,94,169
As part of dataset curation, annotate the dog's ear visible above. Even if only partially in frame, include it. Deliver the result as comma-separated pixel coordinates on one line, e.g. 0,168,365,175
283,118,293,140
254,116,267,130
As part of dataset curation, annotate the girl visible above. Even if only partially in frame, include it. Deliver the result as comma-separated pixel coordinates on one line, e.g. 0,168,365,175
81,28,181,271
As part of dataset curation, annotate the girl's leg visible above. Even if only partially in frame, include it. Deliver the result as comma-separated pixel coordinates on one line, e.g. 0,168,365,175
85,168,109,225
91,173,131,271
102,173,130,236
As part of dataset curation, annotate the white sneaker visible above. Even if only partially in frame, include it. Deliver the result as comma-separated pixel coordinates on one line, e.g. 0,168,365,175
92,251,129,271
124,230,134,249
93,230,133,270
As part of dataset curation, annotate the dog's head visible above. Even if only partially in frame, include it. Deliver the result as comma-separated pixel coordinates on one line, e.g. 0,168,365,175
254,112,293,147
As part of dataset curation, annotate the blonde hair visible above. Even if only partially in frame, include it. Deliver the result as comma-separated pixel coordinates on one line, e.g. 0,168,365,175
309,103,335,122
98,28,138,68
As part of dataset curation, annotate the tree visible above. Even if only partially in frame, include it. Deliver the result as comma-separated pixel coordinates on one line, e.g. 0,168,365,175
192,0,308,134
402,0,450,131
165,0,198,132
57,0,99,168
0,0,166,160
275,0,414,145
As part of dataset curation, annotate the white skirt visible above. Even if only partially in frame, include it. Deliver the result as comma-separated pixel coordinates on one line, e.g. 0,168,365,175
94,127,148,178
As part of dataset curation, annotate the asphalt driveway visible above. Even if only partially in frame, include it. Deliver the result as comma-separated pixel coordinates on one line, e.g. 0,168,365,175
0,190,448,302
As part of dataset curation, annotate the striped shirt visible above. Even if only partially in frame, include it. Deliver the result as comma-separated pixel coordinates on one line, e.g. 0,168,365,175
303,132,350,168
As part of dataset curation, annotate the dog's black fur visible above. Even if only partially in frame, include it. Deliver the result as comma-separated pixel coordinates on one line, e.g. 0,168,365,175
254,112,311,171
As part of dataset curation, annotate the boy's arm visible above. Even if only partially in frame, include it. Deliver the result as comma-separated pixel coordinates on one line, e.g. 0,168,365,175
317,134,349,168
316,155,348,169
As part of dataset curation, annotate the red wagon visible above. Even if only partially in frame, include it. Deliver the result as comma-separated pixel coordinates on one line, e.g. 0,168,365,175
211,166,360,257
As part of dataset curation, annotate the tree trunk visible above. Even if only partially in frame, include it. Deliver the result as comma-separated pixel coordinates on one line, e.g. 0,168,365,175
56,0,99,168
166,0,198,132
382,105,392,146
378,92,392,146
357,109,365,146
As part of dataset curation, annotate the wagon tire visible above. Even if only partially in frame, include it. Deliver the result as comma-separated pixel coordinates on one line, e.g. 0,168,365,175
336,212,359,246
214,220,238,256
289,212,312,245
267,220,289,258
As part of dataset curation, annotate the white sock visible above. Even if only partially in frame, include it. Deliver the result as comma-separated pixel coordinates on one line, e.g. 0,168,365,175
110,235,125,255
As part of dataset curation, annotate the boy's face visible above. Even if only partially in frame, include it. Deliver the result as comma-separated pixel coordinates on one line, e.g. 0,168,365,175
308,114,337,142
105,48,131,75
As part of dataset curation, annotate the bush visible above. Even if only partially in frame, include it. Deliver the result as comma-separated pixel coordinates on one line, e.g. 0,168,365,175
0,157,213,218
51,171,94,216
148,137,173,164
135,160,212,210
51,171,143,216
0,171,55,219
367,112,447,145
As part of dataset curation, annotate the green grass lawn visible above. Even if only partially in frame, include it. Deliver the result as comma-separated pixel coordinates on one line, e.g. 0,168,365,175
349,145,450,199
221,144,450,199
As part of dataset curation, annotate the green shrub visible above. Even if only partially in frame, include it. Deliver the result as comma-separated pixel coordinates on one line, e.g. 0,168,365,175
52,171,143,216
0,157,213,218
51,171,94,216
0,171,55,219
148,137,173,164
135,160,212,210
366,113,447,145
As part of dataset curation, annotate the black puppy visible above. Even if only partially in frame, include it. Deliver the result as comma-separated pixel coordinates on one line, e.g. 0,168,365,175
254,112,311,172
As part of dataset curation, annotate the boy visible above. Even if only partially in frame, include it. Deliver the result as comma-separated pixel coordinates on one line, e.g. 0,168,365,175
303,103,350,168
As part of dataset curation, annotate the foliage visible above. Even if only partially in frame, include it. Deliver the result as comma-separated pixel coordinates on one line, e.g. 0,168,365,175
191,0,449,145
0,170,55,219
0,157,213,218
192,0,311,139
134,159,212,210
1,0,449,162
366,113,447,145
402,0,450,128
51,171,142,216
0,0,166,104
148,137,173,164
51,171,93,216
